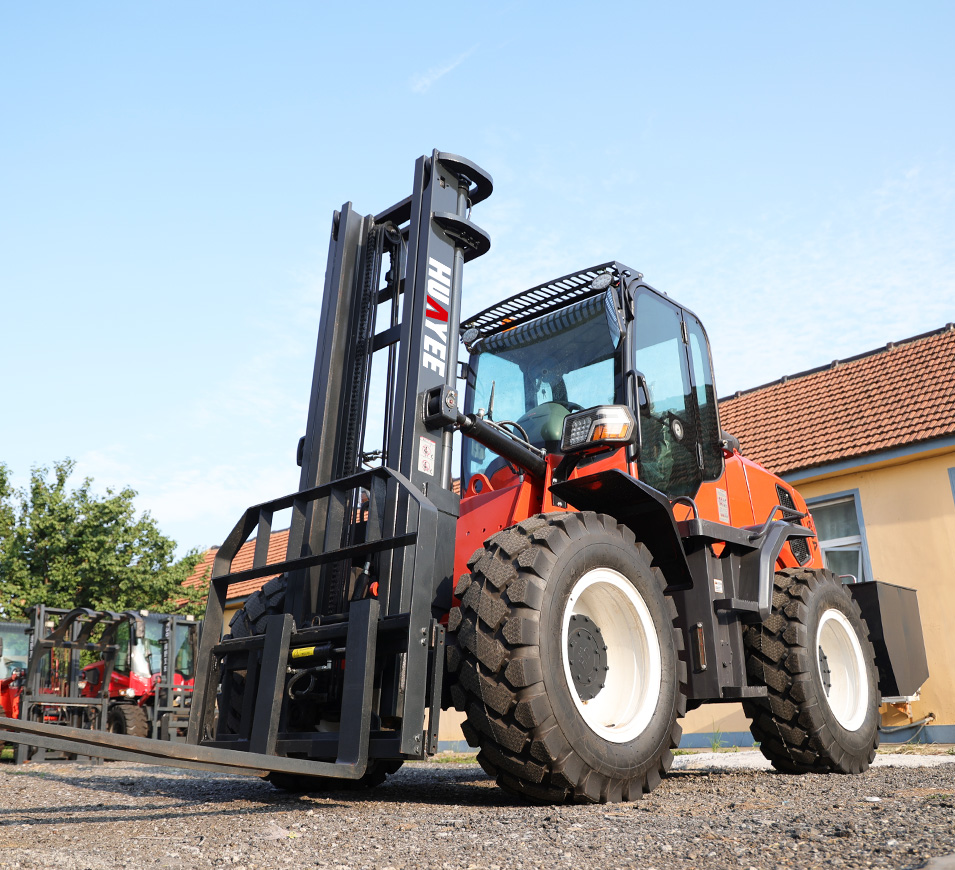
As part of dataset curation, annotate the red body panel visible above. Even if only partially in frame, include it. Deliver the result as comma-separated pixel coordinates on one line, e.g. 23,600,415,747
0,678,20,720
452,446,822,610
79,662,194,707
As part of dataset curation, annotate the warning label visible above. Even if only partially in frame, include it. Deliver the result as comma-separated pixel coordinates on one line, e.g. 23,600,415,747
716,487,730,523
418,436,436,476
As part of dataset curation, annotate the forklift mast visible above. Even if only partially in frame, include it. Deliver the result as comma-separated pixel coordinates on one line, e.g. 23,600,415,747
182,151,493,774
288,150,491,624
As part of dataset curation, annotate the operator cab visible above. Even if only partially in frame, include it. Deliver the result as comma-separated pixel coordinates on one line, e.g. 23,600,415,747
114,614,196,681
463,289,622,484
461,262,724,499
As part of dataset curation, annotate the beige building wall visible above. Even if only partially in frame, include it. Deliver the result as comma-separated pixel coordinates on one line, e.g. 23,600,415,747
791,446,955,727
223,603,241,632
684,446,955,735
681,702,750,736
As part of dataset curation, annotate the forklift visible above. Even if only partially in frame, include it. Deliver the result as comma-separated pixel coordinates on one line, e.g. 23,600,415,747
12,606,199,763
0,150,927,802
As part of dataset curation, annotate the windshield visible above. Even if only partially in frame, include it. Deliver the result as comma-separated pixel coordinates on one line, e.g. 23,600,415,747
0,623,29,679
114,616,163,680
463,293,621,487
172,621,196,680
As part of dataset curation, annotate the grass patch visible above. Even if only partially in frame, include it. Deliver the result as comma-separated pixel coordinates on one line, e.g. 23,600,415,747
709,724,724,752
413,751,478,764
0,745,13,763
877,744,955,756
923,793,954,804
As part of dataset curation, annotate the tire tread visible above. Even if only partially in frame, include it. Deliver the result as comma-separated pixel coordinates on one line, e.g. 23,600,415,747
742,567,879,774
448,511,686,803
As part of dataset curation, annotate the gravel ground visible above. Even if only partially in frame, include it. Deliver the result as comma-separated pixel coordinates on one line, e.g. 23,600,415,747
0,753,953,870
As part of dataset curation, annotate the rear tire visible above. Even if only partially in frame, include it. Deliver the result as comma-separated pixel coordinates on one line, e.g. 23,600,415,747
225,575,403,791
107,703,149,738
447,512,686,804
742,568,880,774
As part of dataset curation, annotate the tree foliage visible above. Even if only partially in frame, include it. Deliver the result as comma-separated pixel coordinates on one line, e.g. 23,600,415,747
0,459,205,621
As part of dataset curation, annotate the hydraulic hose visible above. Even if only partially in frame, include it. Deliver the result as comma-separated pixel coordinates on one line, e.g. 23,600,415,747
878,714,935,744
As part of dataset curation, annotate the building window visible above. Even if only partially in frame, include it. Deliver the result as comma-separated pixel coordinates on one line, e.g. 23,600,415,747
808,493,870,583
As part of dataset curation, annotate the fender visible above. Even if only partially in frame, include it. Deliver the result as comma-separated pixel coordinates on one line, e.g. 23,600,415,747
551,468,814,621
550,468,694,591
737,519,815,621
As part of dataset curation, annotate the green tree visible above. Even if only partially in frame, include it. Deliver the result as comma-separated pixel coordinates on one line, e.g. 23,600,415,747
0,459,205,620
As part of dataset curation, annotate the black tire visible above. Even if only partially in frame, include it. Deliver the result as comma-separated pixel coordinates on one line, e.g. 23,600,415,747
742,567,880,774
224,575,403,791
446,511,686,804
108,703,149,738
266,758,404,793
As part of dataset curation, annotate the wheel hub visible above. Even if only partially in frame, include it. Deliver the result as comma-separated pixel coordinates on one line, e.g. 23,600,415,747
818,647,832,696
567,613,609,701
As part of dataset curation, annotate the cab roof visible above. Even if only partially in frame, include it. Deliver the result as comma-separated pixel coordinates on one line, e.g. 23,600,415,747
461,261,640,341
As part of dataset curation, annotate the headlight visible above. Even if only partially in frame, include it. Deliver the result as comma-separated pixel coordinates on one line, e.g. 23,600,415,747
123,688,137,698
560,405,636,454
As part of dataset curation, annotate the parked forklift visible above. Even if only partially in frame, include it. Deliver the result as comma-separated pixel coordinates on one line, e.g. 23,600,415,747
13,606,199,763
78,610,199,741
0,150,927,802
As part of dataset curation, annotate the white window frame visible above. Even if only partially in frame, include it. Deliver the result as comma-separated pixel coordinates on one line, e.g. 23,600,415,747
806,489,873,584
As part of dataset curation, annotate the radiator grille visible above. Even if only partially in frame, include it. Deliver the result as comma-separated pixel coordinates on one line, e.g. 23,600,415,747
775,484,795,512
789,536,811,565
776,484,811,565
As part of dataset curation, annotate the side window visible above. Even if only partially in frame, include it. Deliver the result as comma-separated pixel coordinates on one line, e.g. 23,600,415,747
0,628,28,679
115,621,131,673
466,354,525,478
633,292,702,498
685,315,723,481
808,494,871,583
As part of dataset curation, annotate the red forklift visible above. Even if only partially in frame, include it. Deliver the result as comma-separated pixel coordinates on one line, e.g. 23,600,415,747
12,606,199,763
78,610,199,740
0,151,927,802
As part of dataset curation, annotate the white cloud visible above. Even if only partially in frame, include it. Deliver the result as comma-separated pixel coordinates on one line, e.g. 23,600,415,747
410,46,478,93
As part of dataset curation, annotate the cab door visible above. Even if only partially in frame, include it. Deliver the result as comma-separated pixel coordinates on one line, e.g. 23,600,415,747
631,289,722,498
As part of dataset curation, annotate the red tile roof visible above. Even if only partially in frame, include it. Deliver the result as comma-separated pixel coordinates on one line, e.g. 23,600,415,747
718,324,955,475
184,529,290,602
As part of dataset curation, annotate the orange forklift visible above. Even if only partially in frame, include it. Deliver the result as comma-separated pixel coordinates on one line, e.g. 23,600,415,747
0,151,927,803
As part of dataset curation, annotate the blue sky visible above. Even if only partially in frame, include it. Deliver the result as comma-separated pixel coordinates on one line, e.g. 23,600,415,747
2,2,953,555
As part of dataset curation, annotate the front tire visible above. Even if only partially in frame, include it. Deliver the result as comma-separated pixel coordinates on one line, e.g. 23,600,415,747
743,568,880,774
107,703,149,738
447,512,686,803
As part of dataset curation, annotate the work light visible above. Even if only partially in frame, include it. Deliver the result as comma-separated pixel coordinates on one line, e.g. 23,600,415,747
560,405,637,454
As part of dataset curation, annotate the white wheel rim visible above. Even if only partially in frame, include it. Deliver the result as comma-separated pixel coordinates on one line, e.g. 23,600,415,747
560,567,661,743
816,608,869,731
